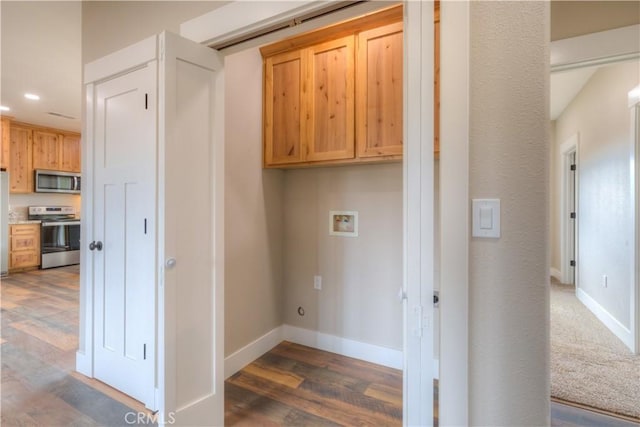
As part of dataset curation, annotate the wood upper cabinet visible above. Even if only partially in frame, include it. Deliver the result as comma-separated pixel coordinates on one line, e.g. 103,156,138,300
0,117,10,170
60,133,81,172
33,129,61,170
9,125,33,193
306,36,355,162
356,21,403,159
261,5,404,168
8,121,81,193
32,129,81,172
264,50,305,166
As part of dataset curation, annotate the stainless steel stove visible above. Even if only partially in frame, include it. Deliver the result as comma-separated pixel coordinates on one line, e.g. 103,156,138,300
28,206,80,269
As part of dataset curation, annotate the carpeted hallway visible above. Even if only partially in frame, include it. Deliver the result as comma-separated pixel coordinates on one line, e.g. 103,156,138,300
551,279,640,421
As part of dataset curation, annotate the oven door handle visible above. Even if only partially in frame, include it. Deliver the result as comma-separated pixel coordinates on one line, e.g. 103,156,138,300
42,221,81,227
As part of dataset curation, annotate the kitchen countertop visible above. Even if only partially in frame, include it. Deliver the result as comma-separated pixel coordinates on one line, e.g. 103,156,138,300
9,220,41,225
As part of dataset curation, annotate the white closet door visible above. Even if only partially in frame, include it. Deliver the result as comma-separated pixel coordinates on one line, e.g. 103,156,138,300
92,62,157,407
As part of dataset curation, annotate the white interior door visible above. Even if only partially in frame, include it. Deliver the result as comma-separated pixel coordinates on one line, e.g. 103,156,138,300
93,62,157,407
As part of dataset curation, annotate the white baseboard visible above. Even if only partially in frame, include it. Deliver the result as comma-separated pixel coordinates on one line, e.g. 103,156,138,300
224,324,442,379
224,326,283,379
75,351,92,377
550,267,562,281
576,287,633,351
282,325,403,370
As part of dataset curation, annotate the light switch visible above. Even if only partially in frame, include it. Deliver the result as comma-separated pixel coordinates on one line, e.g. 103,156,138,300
472,199,500,238
479,206,493,229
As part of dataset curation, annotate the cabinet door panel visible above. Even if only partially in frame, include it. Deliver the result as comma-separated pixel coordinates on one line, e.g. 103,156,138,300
306,36,355,162
33,130,60,170
0,117,10,170
357,22,403,158
61,134,81,172
9,126,32,193
264,50,305,166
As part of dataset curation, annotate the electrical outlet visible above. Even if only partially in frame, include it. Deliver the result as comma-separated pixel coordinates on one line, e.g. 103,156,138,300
602,275,608,288
314,275,322,290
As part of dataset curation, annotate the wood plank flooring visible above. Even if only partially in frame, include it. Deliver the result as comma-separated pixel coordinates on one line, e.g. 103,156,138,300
1,265,149,426
225,341,404,426
3,266,638,426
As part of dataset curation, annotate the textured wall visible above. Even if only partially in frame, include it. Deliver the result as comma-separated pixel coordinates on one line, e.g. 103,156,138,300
283,164,403,350
82,1,222,63
469,2,550,425
555,60,639,330
224,48,284,356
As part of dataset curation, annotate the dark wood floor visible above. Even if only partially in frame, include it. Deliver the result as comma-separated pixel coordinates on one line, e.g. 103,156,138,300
2,267,638,427
226,341,405,426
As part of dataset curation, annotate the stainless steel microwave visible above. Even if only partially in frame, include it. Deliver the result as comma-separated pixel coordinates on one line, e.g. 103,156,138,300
35,169,81,194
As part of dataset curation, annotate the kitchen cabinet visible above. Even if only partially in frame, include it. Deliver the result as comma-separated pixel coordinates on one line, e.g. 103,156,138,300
356,21,403,159
9,223,40,271
8,122,81,193
33,128,81,173
261,4,403,169
33,129,61,170
9,125,33,193
60,133,81,172
0,117,10,170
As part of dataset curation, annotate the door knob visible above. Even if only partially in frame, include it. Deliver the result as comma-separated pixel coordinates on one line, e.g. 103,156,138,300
89,241,103,251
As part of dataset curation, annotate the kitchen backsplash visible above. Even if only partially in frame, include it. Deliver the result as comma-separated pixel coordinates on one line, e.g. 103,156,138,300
9,193,81,219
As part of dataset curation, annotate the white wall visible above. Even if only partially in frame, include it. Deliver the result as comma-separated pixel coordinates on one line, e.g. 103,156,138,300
283,164,403,350
469,2,550,425
224,47,284,356
555,60,639,332
82,1,222,63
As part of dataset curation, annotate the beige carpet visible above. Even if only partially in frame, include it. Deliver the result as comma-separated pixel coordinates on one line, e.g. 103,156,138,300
551,280,640,420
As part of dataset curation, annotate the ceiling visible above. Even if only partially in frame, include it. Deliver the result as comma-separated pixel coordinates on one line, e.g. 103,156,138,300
1,1,81,132
0,2,625,133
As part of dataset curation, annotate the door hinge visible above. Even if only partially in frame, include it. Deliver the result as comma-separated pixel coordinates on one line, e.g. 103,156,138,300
145,93,148,110
570,164,576,171
143,343,147,360
570,260,576,267
570,212,576,219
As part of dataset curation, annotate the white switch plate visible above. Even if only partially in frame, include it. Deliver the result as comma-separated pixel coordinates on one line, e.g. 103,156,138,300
314,275,322,290
472,199,501,238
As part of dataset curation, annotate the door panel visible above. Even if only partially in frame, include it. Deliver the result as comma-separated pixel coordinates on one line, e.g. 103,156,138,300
93,63,156,406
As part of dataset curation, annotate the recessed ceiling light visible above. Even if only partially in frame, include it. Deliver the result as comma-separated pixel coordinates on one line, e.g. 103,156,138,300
0,106,10,112
24,93,40,100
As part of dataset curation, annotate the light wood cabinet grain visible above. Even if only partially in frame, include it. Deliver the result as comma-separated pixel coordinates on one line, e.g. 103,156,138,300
9,125,33,193
0,117,10,170
261,5,404,169
306,36,355,162
33,129,61,170
60,133,81,172
264,50,305,166
356,21,403,159
32,129,81,173
9,223,40,271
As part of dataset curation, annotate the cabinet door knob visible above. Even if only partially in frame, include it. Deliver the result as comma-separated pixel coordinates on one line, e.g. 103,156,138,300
89,241,103,251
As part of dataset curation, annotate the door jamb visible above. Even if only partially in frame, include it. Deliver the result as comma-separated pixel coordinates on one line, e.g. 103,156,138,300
629,86,640,354
560,134,578,286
